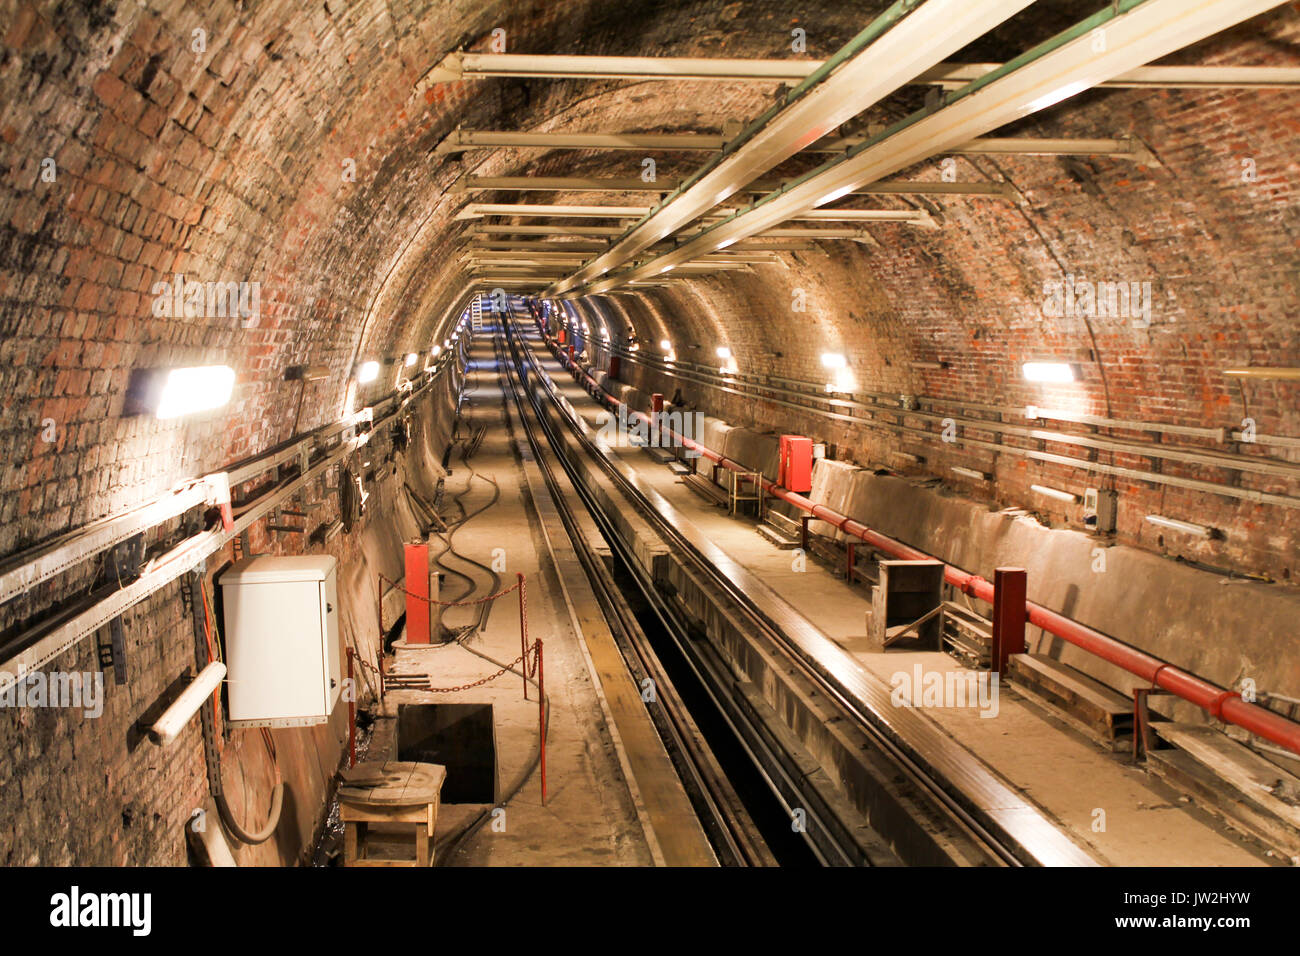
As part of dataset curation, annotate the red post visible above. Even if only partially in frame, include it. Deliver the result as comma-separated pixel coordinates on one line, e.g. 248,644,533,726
404,541,431,644
346,647,356,768
992,567,1028,674
517,572,527,700
538,639,546,806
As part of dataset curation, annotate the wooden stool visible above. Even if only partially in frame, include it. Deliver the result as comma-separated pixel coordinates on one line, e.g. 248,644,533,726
340,760,447,867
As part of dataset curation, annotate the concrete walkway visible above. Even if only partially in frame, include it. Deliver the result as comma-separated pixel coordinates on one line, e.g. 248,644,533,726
367,340,653,866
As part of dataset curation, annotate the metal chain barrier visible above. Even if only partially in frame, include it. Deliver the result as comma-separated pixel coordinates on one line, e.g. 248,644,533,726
415,649,529,693
378,571,522,608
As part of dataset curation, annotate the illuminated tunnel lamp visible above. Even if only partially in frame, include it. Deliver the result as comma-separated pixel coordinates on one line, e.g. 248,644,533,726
405,353,417,367
126,365,236,420
357,361,380,384
155,366,235,420
1222,367,1300,380
1022,361,1075,383
950,466,990,481
660,339,671,351
821,352,847,369
1145,514,1216,538
1031,483,1079,504
432,345,443,357
716,346,732,359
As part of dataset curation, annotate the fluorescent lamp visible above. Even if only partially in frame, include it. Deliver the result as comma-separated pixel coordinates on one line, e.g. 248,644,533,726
1023,361,1075,383
1222,367,1300,380
357,361,379,383
1031,484,1079,504
816,185,854,206
1145,514,1214,538
821,352,847,369
154,366,235,420
950,466,989,481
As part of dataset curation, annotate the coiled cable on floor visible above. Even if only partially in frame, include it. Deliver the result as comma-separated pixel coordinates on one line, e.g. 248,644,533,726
430,331,550,865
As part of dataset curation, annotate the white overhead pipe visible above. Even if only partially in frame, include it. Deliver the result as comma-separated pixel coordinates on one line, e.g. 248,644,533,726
149,662,226,746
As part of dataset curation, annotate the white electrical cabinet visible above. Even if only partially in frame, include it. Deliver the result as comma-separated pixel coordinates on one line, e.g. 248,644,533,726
219,555,343,728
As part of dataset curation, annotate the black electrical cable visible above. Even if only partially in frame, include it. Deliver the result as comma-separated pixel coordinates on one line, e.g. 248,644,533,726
431,324,549,865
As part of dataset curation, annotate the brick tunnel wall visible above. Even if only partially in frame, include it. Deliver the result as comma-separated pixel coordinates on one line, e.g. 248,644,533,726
0,360,459,866
0,0,1298,862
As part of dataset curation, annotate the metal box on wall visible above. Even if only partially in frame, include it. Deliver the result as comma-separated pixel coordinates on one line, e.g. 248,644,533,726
219,554,342,728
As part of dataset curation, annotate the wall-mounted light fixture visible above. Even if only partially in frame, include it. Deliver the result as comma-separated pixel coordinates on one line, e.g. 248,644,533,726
126,365,236,420
1145,514,1216,538
1031,483,1079,504
821,352,847,369
357,361,379,384
1222,367,1300,380
951,466,990,481
1022,361,1075,383
716,346,732,359
405,353,417,367
660,339,672,351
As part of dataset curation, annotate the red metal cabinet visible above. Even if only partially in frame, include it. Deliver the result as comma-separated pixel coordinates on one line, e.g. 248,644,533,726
780,435,814,493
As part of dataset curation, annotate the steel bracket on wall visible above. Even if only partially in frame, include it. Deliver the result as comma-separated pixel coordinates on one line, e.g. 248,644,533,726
95,534,144,685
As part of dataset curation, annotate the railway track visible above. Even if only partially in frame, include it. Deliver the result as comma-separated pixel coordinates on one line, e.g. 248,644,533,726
497,311,1099,867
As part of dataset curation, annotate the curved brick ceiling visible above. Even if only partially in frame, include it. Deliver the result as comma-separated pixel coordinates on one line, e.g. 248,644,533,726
0,0,1297,572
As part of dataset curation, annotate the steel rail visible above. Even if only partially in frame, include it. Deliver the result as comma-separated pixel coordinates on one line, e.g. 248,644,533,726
426,53,1300,90
506,316,1083,865
494,333,776,866
502,318,921,865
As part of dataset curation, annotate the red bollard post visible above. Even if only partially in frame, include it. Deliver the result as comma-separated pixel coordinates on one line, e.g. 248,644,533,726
538,639,546,806
517,572,528,700
992,567,1028,674
346,647,356,768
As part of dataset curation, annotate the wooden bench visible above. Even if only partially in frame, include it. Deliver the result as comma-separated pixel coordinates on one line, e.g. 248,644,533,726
340,760,447,867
